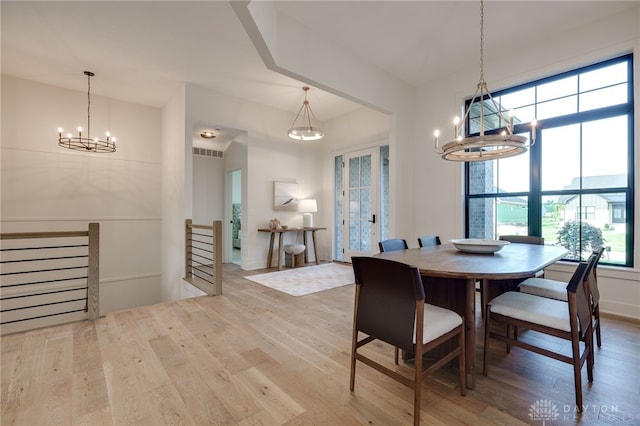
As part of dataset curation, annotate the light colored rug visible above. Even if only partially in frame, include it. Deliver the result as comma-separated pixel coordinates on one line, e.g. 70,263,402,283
245,263,354,296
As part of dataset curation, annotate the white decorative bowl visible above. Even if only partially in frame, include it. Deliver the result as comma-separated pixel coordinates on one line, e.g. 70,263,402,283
449,239,510,254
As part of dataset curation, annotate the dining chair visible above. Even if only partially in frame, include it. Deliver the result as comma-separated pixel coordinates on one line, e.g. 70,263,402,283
499,235,546,278
518,247,606,347
499,234,545,245
350,256,465,426
483,259,595,411
482,234,547,317
378,238,408,253
417,235,441,248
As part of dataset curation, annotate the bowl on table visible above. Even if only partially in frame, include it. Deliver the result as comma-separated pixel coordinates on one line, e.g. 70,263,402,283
449,238,510,254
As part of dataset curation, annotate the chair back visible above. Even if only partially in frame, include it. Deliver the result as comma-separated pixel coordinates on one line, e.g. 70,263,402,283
566,261,593,340
352,257,425,352
417,235,441,248
587,247,605,306
378,238,408,253
499,235,544,245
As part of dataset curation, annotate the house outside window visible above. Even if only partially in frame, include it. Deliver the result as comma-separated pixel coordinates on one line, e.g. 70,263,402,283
465,54,634,266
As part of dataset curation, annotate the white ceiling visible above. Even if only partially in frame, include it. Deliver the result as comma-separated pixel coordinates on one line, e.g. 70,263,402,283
2,1,635,131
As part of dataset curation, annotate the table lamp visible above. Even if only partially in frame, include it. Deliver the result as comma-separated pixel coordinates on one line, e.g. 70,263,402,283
298,199,317,228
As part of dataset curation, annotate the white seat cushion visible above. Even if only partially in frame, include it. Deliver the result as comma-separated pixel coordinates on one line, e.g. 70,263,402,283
414,303,463,344
489,291,570,331
283,244,305,255
518,277,568,301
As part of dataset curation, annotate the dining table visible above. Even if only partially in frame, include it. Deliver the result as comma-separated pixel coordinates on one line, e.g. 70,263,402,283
374,242,568,389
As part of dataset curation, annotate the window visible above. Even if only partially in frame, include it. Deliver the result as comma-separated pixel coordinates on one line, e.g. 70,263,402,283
580,206,595,221
466,54,634,266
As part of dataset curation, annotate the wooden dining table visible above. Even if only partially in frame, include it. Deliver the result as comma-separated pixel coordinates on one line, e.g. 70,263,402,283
374,242,568,388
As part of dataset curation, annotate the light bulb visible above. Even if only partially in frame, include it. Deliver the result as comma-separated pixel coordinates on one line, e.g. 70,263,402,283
453,116,460,125
77,126,83,133
434,129,440,138
57,127,63,133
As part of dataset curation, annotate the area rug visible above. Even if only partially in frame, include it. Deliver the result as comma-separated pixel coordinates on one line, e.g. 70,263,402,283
245,263,354,296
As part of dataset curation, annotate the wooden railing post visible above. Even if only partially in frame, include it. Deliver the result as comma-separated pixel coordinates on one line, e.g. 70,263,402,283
183,219,222,296
213,220,222,295
185,219,193,279
87,222,100,320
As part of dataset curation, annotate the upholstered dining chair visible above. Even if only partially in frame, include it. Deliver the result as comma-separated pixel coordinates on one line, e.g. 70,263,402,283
483,258,596,411
482,234,547,317
519,247,606,347
350,256,465,426
417,235,441,248
378,238,408,253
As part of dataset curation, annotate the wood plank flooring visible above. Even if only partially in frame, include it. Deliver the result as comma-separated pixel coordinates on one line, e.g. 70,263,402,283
2,263,639,425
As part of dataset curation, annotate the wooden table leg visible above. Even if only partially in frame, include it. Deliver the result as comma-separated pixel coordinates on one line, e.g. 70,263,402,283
266,232,275,268
276,232,284,271
303,231,309,264
311,230,319,265
465,278,476,389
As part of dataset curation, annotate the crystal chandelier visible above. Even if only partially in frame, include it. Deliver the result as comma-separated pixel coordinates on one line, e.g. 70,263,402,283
434,0,535,162
288,86,324,141
57,71,117,153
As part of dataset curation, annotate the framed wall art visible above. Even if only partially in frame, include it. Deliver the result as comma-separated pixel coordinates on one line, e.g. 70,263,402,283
273,181,298,211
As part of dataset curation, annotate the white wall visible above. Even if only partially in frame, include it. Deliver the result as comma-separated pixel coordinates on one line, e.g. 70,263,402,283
192,155,224,224
1,75,162,314
414,6,640,319
224,140,248,265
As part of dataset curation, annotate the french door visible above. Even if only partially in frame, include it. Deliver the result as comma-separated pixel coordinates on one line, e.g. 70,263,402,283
342,148,379,261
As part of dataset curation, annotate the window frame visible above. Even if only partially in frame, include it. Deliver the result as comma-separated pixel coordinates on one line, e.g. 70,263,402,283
464,54,634,266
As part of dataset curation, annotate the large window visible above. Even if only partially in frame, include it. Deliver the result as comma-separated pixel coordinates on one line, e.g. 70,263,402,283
466,54,634,266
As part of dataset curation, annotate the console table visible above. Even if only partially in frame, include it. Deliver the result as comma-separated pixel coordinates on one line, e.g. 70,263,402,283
258,227,326,270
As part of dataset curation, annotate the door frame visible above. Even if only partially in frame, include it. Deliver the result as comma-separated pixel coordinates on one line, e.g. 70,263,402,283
342,147,380,261
225,168,242,265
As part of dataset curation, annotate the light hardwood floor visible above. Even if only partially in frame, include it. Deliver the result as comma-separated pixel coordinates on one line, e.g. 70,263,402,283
2,263,639,425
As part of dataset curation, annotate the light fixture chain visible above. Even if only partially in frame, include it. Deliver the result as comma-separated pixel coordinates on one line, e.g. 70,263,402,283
86,72,91,139
479,0,484,82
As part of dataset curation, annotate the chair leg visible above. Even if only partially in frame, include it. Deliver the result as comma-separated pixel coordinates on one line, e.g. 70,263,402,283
483,309,491,376
587,328,594,383
349,353,356,391
506,324,512,354
571,334,583,411
459,325,466,396
394,347,399,365
413,347,423,426
594,306,602,348
350,291,360,392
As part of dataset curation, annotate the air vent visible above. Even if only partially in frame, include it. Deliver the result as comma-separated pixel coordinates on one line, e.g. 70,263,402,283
193,147,224,158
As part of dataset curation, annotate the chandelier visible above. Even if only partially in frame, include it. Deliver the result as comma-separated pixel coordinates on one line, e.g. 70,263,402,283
288,86,324,141
434,0,535,162
57,71,116,153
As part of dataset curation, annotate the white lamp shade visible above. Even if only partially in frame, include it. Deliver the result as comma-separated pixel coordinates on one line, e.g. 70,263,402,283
298,199,317,213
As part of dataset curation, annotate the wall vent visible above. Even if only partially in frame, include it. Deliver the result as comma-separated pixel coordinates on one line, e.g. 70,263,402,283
193,147,224,158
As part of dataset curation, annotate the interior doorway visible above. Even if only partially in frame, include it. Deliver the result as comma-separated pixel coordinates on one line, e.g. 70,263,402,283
229,169,242,265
